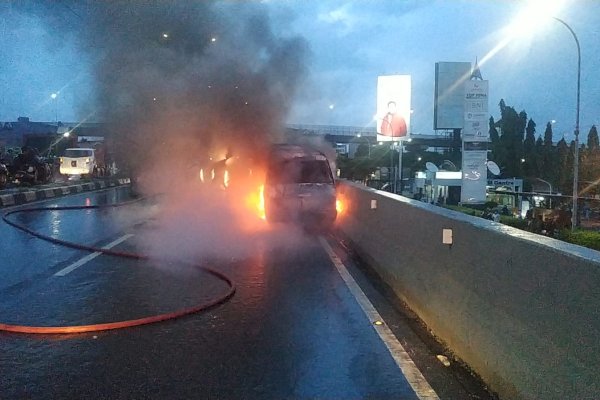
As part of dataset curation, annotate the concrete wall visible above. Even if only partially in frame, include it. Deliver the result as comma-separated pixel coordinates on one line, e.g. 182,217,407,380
336,181,600,400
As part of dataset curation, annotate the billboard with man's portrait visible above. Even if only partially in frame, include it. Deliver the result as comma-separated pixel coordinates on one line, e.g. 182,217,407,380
376,75,411,142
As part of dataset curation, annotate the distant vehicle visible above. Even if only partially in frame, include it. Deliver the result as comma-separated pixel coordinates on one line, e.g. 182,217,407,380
264,144,337,230
59,148,98,178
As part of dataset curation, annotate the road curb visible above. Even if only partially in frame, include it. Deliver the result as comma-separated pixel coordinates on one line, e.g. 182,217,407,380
0,178,131,208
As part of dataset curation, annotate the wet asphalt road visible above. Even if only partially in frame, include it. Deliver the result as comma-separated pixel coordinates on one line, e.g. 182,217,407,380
0,187,495,399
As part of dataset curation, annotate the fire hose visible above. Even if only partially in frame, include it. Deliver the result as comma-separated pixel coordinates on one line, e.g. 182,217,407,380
0,199,236,335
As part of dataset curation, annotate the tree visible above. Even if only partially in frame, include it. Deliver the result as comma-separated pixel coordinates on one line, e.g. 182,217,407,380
587,125,599,151
523,119,537,177
580,125,600,196
540,121,558,185
556,138,571,193
492,100,524,178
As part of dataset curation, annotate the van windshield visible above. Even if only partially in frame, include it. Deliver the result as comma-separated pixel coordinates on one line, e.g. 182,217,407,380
64,149,93,158
270,159,333,184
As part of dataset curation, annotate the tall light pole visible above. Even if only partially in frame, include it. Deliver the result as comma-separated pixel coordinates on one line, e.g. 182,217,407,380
375,116,397,191
51,92,58,124
397,137,412,194
553,17,581,230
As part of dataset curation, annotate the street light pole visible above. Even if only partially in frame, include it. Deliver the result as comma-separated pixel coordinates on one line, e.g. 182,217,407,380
51,92,59,124
553,17,581,230
536,177,553,208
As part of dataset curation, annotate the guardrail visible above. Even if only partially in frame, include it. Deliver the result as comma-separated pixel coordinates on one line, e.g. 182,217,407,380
336,180,600,400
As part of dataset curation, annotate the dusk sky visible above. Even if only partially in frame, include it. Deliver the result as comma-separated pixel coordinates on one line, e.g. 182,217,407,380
1,1,598,142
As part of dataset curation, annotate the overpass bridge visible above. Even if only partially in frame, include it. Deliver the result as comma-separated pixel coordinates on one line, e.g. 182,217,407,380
285,124,460,149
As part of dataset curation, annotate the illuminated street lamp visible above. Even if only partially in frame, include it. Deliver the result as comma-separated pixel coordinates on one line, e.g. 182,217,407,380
550,17,581,230
507,4,581,229
50,92,59,123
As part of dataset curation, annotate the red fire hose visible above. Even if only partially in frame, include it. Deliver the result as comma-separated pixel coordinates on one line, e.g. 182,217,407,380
0,200,236,334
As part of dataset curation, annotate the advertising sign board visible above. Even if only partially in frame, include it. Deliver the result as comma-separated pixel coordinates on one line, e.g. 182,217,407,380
433,62,472,130
376,75,411,142
461,150,488,203
463,80,489,142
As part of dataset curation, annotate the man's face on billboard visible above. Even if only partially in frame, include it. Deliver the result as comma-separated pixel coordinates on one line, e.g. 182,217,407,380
387,101,397,114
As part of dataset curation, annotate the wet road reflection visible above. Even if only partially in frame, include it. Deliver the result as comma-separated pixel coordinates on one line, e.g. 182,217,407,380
0,187,421,399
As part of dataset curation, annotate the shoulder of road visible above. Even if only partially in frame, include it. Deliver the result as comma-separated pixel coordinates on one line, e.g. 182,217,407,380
0,178,131,208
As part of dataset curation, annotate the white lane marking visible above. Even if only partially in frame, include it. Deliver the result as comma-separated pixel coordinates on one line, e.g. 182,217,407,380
319,236,440,400
54,234,134,277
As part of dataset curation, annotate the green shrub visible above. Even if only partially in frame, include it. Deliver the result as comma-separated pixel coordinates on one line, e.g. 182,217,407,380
500,216,529,230
558,230,600,251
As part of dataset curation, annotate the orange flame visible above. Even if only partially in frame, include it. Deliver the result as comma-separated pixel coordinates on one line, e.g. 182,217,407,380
243,184,266,221
258,185,266,220
336,198,344,215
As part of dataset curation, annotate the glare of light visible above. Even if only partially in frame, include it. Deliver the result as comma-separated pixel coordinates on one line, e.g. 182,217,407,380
417,157,422,161
153,97,157,101
63,131,70,138
329,104,335,110
521,158,526,163
356,133,362,138
472,0,567,83
551,119,557,124
162,33,169,39
211,37,217,42
407,138,413,143
378,141,383,145
51,93,58,99
506,0,567,40
85,198,91,207
336,198,344,215
211,169,215,180
199,168,205,183
374,321,383,326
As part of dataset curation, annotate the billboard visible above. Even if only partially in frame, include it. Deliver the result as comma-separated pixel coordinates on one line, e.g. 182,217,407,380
434,62,472,130
460,150,488,204
463,80,489,142
376,75,411,142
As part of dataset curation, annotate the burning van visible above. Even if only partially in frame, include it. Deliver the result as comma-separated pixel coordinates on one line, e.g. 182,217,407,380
264,144,337,229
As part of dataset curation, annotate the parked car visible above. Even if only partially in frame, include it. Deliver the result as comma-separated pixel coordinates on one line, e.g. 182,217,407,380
59,148,98,178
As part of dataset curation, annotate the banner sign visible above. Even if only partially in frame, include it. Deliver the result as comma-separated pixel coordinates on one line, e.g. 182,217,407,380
461,150,488,203
463,80,489,142
376,75,411,142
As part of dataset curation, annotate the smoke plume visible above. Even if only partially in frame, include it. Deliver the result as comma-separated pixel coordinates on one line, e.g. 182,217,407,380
24,1,314,263
28,1,309,182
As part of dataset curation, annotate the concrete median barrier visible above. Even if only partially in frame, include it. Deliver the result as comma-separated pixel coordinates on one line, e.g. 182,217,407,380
0,178,130,208
336,181,599,400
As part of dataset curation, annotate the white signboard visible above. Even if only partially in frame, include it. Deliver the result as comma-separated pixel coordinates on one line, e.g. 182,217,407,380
461,150,488,203
462,119,488,141
463,80,489,142
376,75,411,142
